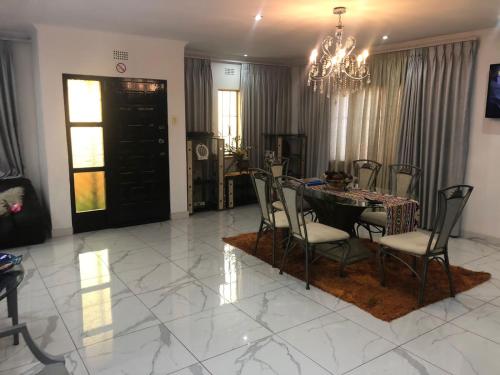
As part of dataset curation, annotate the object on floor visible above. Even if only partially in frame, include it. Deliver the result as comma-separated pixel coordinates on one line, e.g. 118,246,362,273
377,185,473,306
0,323,67,374
186,132,225,213
223,231,490,321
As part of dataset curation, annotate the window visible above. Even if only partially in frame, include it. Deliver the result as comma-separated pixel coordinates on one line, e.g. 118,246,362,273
218,90,239,147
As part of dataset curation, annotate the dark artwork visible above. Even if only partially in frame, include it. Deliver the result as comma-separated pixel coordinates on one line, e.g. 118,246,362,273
486,64,500,118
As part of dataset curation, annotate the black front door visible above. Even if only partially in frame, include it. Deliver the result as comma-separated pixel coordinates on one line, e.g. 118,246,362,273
106,79,170,227
63,75,170,233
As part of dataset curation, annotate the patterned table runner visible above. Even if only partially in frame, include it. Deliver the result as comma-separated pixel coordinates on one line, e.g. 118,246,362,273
308,186,419,235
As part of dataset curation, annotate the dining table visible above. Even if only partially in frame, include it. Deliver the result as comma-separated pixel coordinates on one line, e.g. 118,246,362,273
303,183,419,264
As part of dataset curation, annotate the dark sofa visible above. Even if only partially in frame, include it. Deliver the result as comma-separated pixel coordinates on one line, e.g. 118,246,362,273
0,178,46,249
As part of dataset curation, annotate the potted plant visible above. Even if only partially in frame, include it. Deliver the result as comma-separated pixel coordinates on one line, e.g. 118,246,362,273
225,136,251,172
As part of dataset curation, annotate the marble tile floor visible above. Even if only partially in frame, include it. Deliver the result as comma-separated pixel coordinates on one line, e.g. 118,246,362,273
1,205,500,374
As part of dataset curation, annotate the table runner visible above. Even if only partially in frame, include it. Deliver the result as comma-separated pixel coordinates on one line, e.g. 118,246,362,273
308,186,419,235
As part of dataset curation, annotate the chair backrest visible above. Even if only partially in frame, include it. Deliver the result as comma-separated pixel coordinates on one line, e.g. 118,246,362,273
250,168,274,223
275,176,308,241
265,157,289,178
427,185,473,253
353,160,381,191
389,164,421,198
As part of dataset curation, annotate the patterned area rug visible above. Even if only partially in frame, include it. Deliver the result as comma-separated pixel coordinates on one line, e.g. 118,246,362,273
223,231,491,321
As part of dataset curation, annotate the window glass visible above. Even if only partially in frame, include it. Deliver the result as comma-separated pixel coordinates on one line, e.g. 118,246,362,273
218,90,239,147
71,127,104,168
67,79,102,123
74,171,106,213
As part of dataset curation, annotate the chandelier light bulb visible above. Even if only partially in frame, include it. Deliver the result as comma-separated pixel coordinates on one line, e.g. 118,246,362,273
363,49,369,58
309,49,318,63
255,14,263,21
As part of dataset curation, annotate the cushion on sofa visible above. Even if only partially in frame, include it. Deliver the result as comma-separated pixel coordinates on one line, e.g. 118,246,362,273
0,187,25,205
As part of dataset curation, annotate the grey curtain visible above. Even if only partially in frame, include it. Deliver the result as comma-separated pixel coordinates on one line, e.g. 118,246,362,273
241,63,291,167
330,51,409,187
184,57,213,133
398,40,477,230
298,67,332,177
0,40,23,178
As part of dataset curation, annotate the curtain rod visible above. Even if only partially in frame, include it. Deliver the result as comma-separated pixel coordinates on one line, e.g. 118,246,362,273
372,35,479,55
185,54,291,67
0,36,31,43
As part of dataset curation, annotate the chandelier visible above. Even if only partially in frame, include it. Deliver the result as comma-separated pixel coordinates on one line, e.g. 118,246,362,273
308,6,370,96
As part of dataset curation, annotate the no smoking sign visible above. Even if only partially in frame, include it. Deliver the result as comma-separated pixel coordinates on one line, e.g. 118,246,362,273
116,62,127,74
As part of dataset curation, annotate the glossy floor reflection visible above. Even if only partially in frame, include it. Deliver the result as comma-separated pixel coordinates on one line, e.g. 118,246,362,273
1,205,500,374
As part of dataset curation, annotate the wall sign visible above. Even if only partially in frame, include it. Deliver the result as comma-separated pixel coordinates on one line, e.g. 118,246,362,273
115,62,127,74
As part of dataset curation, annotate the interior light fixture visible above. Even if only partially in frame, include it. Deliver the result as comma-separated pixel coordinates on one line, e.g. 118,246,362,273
244,54,248,57
382,35,389,40
255,14,263,21
307,6,370,96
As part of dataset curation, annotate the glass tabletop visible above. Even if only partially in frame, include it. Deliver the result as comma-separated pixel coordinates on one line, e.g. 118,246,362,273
0,265,25,301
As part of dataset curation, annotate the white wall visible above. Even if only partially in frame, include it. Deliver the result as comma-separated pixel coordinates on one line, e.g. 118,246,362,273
32,24,188,236
463,28,500,239
11,42,42,199
211,61,241,135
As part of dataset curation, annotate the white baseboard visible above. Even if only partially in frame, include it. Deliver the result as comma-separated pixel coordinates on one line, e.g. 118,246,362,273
171,211,189,220
462,231,500,246
51,227,73,238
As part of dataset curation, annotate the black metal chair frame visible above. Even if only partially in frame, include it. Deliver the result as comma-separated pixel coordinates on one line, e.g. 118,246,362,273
276,176,351,289
357,164,421,240
0,323,66,369
352,159,382,191
250,168,287,267
377,185,473,306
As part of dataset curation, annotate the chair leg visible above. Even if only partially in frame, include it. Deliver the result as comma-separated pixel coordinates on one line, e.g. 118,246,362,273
377,247,386,287
305,242,310,290
418,258,430,306
444,252,455,297
339,241,351,277
367,225,374,242
279,234,292,275
253,219,264,255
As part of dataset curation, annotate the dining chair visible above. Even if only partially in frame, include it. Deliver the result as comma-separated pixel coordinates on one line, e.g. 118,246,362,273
264,157,289,211
376,185,473,306
250,168,289,267
358,164,421,240
276,176,351,289
352,159,382,191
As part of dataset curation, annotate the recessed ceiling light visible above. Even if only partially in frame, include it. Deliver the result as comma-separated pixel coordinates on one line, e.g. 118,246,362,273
255,14,263,21
382,35,389,40
244,54,248,57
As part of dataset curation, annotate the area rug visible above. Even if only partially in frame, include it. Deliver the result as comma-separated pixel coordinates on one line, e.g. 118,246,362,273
223,231,491,321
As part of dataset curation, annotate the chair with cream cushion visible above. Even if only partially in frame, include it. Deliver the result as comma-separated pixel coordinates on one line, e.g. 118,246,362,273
276,176,350,289
358,164,421,240
376,185,473,305
250,168,288,267
352,159,381,191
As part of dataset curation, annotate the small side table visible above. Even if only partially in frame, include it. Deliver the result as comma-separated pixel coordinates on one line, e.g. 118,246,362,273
0,264,24,345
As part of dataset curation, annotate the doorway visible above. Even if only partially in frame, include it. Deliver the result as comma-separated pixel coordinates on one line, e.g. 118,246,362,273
63,74,170,233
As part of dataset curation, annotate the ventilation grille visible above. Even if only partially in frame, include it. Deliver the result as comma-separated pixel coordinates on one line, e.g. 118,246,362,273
224,67,236,76
113,50,129,61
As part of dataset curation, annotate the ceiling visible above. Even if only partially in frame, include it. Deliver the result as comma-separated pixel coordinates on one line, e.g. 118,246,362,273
1,0,499,62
